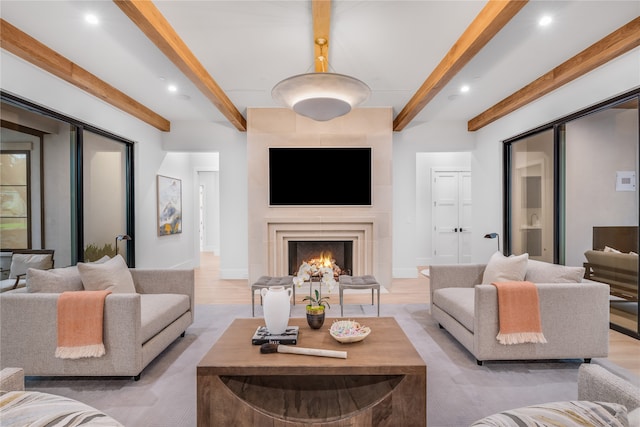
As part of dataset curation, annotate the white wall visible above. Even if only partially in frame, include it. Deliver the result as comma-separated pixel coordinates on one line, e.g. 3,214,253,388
472,48,640,264
162,121,247,278
392,121,476,277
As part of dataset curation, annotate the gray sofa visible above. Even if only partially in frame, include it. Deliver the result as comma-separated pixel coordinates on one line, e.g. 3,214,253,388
472,362,640,425
430,261,610,364
0,269,194,380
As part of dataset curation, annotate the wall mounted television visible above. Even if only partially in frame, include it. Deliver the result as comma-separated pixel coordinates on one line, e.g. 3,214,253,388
269,147,372,206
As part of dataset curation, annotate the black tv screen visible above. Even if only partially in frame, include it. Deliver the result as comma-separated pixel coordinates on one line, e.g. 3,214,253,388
269,147,372,205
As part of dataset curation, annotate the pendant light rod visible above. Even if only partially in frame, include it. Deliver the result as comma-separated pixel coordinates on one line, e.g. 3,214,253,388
312,0,331,72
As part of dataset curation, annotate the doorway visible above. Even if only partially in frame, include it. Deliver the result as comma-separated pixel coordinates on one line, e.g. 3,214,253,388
197,171,220,255
416,152,472,267
431,169,472,264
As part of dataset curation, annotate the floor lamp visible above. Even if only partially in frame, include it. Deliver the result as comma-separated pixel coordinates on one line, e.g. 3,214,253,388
484,233,500,252
115,234,132,257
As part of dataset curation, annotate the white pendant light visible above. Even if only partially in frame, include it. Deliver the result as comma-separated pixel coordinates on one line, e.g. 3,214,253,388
272,38,370,121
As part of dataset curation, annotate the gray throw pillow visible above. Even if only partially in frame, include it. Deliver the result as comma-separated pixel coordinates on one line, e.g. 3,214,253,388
525,259,585,283
26,266,83,293
77,254,136,293
9,253,53,279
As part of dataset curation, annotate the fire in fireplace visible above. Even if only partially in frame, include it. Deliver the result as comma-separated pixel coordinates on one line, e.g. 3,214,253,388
288,241,353,277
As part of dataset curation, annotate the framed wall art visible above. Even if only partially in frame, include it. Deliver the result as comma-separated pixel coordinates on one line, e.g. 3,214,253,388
157,175,182,236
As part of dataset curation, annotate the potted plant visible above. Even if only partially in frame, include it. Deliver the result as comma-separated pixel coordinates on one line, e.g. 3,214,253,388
303,288,330,329
293,262,337,329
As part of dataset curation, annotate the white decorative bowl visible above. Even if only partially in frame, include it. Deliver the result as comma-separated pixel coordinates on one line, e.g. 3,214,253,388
329,320,371,343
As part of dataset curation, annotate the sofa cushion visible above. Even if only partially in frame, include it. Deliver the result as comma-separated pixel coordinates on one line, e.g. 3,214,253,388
525,259,585,283
470,400,628,427
433,288,475,332
78,255,136,293
140,294,190,344
482,252,529,284
26,266,83,293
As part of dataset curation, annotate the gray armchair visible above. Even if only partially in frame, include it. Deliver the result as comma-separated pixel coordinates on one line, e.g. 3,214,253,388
0,249,54,292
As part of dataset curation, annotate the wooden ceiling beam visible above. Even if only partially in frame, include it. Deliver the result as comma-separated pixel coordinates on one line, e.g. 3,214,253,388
393,0,528,132
114,0,247,132
312,0,331,72
468,16,640,131
0,18,171,132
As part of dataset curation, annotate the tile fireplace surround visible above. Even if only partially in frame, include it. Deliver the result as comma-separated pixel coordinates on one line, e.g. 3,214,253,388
247,108,393,287
267,218,374,277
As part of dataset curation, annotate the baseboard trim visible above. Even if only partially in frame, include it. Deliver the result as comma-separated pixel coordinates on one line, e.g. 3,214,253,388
393,268,418,279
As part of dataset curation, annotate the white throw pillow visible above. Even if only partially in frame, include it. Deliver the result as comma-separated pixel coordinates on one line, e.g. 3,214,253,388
525,259,585,283
26,266,83,293
78,254,136,293
482,252,529,284
604,246,621,253
9,253,54,279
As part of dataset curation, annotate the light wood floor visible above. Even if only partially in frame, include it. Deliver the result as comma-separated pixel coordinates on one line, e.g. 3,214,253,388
195,252,640,376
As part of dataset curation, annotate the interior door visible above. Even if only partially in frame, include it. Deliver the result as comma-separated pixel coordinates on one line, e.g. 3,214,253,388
432,169,472,264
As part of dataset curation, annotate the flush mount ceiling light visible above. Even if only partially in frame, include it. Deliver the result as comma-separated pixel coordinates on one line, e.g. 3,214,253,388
272,38,370,121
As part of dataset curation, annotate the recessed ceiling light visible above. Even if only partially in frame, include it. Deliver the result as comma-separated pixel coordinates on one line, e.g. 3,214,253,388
168,85,178,93
460,85,470,93
85,14,99,25
539,15,552,27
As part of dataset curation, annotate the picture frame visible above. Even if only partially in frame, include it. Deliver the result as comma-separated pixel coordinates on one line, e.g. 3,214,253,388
157,175,182,236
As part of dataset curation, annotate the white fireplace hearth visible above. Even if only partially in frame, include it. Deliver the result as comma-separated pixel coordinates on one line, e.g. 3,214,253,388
267,218,374,277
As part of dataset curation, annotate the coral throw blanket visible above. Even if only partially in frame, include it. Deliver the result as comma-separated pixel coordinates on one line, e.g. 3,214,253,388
55,290,111,359
491,281,547,345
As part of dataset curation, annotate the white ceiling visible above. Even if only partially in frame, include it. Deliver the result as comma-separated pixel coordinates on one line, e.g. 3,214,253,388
1,1,638,130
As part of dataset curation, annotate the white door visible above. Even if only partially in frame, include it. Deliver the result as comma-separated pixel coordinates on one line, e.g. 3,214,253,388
432,169,472,264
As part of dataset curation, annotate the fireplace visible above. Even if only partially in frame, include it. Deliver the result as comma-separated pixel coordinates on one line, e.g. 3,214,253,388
265,218,374,279
288,241,353,276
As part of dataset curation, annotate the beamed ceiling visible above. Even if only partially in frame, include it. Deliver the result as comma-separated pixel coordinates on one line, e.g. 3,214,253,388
1,1,639,133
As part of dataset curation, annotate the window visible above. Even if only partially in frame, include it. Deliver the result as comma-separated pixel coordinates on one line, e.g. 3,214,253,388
0,151,30,249
1,92,135,267
504,90,639,338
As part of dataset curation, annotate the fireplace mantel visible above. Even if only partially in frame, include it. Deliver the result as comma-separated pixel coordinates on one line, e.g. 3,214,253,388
266,218,374,278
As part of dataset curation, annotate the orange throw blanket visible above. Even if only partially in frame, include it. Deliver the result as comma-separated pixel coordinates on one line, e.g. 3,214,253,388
491,281,547,345
55,290,111,359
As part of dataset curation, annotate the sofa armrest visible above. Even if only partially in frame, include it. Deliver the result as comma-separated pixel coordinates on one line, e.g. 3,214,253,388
578,364,640,411
0,367,24,391
473,281,610,359
130,269,194,314
429,264,485,303
0,293,143,376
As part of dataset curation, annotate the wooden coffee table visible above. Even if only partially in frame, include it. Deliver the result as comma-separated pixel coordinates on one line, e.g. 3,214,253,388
197,317,426,426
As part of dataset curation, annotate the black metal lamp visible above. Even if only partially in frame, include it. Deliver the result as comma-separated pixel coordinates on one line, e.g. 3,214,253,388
484,233,500,252
115,234,132,256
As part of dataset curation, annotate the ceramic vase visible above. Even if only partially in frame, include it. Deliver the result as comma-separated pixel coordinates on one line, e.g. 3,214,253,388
261,286,292,335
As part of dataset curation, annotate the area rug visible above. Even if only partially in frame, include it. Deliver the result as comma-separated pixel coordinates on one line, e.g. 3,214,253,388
24,303,614,426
